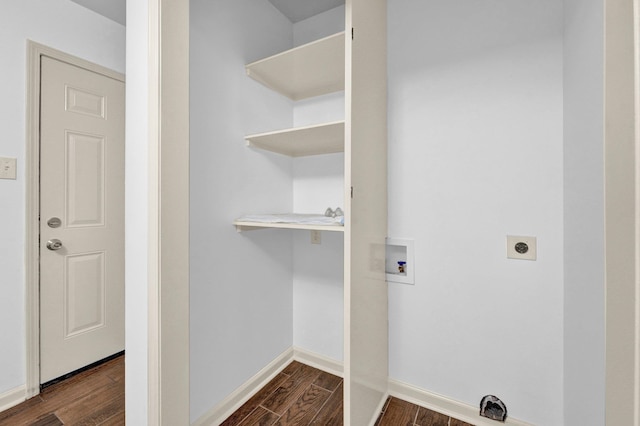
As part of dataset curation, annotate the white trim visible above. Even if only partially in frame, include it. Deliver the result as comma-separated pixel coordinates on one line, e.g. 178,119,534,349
191,348,294,426
154,0,191,423
604,0,640,424
0,385,26,413
25,40,41,400
147,1,161,423
193,347,342,426
24,41,125,399
292,346,344,378
191,347,536,426
634,0,640,423
388,379,534,426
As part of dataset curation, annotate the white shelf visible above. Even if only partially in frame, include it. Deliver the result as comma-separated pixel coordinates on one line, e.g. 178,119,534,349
245,121,345,157
234,213,344,232
246,32,345,101
234,221,344,232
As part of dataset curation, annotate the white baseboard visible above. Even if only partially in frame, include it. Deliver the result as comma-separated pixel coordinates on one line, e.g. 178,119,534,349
0,385,26,413
191,348,532,426
191,347,294,426
292,347,343,378
388,379,534,426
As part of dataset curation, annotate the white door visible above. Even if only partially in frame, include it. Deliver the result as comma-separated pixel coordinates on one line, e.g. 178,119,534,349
39,56,125,383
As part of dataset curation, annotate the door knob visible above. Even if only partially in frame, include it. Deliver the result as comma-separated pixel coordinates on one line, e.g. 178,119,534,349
46,239,63,251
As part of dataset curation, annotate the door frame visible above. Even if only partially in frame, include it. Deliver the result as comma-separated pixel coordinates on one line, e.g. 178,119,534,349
604,0,640,424
123,0,190,422
24,41,125,397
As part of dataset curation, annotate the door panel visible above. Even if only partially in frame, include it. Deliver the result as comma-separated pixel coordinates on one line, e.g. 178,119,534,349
65,252,106,337
40,56,124,383
66,131,105,227
65,86,106,118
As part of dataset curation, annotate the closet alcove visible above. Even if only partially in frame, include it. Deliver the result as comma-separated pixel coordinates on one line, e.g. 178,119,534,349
189,0,387,424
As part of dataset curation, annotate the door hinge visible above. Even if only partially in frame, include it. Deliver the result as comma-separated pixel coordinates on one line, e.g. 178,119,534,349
351,186,354,198
351,28,354,40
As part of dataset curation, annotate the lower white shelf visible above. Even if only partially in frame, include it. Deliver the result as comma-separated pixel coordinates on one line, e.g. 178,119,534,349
233,213,345,232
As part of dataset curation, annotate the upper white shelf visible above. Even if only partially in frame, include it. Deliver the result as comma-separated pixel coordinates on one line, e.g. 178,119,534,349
245,121,345,157
245,32,345,101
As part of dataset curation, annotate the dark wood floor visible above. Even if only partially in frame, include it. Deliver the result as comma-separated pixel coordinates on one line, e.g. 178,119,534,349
222,361,474,426
0,355,124,426
375,397,473,426
0,357,473,426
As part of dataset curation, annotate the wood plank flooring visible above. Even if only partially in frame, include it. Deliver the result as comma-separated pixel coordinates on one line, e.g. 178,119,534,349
223,361,475,426
0,355,124,426
0,357,474,426
221,361,344,426
374,397,474,426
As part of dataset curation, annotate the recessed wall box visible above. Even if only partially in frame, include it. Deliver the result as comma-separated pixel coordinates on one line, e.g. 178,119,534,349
386,238,414,285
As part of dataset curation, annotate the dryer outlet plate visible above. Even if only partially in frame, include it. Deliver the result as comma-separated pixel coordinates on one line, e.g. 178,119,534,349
507,235,536,260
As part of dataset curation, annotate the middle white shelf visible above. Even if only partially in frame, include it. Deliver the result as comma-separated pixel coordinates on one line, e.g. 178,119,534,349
245,120,345,157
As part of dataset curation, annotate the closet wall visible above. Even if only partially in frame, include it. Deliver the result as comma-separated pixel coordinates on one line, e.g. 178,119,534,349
291,6,346,363
387,1,564,425
190,0,295,420
563,0,605,424
190,1,351,421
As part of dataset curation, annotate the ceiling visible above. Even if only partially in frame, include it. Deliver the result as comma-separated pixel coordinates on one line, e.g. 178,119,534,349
70,0,126,25
68,0,345,27
268,0,345,23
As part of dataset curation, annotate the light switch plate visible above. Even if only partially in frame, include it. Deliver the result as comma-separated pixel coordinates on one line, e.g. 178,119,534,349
0,157,17,180
507,235,537,260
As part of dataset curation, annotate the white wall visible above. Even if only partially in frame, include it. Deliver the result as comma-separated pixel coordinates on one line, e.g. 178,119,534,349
563,0,605,424
189,3,350,418
124,0,149,423
189,0,296,421
291,6,346,363
293,5,345,47
387,1,564,424
0,0,124,398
